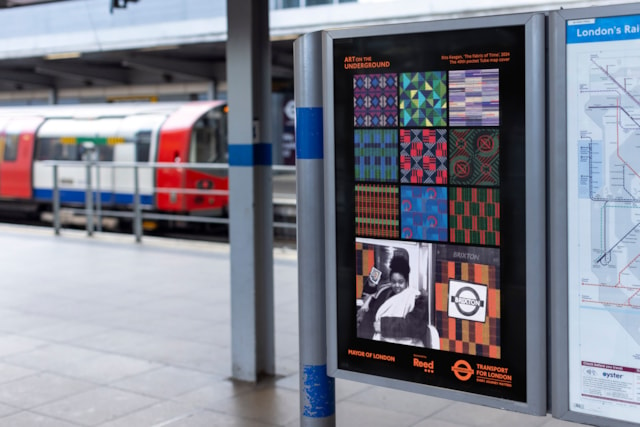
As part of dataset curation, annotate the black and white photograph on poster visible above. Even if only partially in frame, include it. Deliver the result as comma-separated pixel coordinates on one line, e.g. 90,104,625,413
448,280,488,323
355,238,439,349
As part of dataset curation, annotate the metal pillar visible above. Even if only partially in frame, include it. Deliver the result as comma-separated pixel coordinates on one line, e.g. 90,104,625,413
206,81,216,100
294,32,335,426
53,164,60,235
133,164,142,243
95,164,102,233
226,0,275,382
85,162,93,236
48,88,58,105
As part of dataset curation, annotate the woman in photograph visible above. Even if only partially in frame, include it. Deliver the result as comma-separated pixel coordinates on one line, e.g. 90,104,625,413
357,253,433,347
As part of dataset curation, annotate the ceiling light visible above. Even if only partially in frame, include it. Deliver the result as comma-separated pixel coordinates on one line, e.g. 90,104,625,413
139,45,180,52
45,52,82,60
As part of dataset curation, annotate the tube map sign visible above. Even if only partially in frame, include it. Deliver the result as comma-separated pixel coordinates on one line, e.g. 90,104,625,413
566,13,640,424
328,21,532,402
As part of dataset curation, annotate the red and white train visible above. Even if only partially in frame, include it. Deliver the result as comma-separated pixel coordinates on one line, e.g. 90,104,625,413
0,101,230,223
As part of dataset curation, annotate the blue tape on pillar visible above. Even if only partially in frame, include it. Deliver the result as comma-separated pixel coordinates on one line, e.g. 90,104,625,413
228,143,273,166
296,107,323,160
302,364,335,418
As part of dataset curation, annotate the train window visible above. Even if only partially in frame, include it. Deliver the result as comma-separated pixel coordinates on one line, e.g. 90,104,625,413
57,143,79,161
135,130,151,162
3,133,18,161
97,145,114,162
190,115,221,163
35,138,55,160
35,138,82,161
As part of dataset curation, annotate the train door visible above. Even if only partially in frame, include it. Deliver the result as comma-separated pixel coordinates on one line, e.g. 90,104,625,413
114,114,166,207
0,117,43,199
183,110,229,214
89,118,121,206
112,140,134,204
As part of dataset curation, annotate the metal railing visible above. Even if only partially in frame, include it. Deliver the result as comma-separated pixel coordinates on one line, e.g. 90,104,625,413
46,160,297,242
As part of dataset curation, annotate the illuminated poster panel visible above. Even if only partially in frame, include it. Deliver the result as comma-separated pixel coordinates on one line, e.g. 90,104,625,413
566,12,640,424
324,14,545,412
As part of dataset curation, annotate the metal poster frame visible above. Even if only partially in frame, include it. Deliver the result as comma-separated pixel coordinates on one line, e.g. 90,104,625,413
550,4,640,426
324,13,546,413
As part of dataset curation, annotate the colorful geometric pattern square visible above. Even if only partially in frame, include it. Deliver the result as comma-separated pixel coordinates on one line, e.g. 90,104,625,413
434,260,501,358
355,184,399,239
400,186,448,241
355,129,398,182
449,128,499,186
400,129,447,184
449,69,499,126
399,71,447,127
449,187,500,246
355,242,376,299
354,74,398,128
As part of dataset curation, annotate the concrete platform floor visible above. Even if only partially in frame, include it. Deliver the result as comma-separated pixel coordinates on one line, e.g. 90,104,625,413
0,224,591,427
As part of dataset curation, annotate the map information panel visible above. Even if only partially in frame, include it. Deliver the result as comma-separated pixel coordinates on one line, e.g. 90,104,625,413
567,14,640,423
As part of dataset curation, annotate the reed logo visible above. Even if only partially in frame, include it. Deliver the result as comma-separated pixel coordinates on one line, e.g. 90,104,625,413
413,355,434,374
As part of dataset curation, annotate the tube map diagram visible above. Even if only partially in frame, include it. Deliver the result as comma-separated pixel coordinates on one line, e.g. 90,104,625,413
567,14,640,424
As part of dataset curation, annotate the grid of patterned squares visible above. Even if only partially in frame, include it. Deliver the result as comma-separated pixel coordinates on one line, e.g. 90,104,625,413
353,70,501,246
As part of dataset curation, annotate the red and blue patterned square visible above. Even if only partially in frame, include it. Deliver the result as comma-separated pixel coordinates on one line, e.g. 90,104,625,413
401,186,448,242
355,129,398,182
354,74,398,128
400,129,447,184
449,128,499,186
449,69,499,126
399,71,447,127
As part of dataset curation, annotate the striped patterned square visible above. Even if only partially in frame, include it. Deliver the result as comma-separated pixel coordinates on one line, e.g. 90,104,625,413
449,187,500,246
355,129,398,182
449,69,499,127
355,184,399,239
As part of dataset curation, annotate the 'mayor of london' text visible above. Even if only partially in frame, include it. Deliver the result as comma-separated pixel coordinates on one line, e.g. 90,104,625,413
576,24,640,37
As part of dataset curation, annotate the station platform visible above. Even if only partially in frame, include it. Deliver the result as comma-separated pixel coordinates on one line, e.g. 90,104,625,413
0,224,586,427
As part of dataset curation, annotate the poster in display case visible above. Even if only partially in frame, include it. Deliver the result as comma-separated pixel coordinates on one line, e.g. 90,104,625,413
324,13,546,413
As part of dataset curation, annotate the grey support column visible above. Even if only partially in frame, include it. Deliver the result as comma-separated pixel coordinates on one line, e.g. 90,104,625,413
294,32,336,426
226,0,275,382
48,88,58,105
206,81,216,101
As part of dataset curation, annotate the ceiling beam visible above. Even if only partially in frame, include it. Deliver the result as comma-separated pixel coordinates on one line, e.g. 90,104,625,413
35,63,129,84
0,69,54,87
122,55,225,80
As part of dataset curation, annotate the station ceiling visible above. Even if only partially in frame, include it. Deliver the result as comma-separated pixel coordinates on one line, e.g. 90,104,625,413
0,1,295,96
0,40,295,93
0,0,59,6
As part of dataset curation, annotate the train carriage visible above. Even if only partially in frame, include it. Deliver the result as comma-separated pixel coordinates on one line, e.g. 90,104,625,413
0,101,229,222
